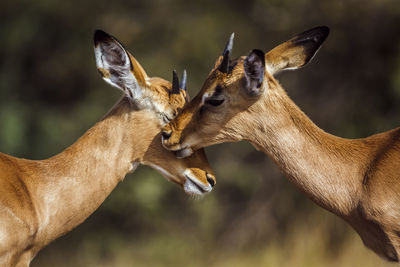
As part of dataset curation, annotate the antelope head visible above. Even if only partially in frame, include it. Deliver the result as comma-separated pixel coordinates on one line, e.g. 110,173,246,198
161,26,329,157
94,30,216,195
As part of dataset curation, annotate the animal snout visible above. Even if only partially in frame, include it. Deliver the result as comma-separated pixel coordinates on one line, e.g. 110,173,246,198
161,130,172,140
206,173,216,187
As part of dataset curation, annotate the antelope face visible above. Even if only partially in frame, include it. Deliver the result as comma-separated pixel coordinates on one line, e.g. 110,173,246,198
143,138,215,195
94,30,216,195
162,27,330,157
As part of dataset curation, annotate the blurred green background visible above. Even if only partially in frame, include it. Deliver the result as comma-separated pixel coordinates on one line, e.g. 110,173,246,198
1,0,400,266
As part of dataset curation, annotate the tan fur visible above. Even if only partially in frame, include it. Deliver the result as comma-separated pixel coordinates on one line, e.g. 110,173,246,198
0,48,215,267
265,38,310,73
96,67,110,78
163,42,400,261
127,51,149,87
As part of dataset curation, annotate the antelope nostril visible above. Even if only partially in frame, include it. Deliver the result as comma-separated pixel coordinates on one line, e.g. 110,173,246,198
206,175,215,187
162,130,171,140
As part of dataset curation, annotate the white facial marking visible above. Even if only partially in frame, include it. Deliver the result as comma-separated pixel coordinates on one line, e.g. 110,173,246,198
201,92,212,105
129,161,140,173
176,147,194,159
183,169,211,195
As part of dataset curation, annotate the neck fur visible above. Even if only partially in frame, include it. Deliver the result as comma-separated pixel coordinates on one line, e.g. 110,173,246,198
235,79,369,216
27,97,159,245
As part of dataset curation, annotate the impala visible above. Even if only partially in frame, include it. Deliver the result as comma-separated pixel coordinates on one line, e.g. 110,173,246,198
161,26,400,262
0,30,216,267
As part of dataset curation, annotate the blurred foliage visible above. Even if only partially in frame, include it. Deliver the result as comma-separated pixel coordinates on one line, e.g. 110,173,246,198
0,0,400,266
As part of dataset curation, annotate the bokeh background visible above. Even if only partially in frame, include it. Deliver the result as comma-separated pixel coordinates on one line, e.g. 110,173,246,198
1,0,400,266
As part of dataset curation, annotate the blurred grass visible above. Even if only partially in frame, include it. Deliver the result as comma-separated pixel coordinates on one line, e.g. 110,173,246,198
33,203,393,266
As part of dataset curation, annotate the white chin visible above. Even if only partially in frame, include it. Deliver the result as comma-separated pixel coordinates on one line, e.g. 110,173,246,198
176,147,193,159
183,170,212,195
184,181,205,195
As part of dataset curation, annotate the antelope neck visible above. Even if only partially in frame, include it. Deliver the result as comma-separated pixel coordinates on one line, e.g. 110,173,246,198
25,97,158,245
240,83,367,216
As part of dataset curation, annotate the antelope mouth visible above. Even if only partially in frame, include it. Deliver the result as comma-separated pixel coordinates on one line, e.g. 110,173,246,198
183,170,212,195
161,134,193,158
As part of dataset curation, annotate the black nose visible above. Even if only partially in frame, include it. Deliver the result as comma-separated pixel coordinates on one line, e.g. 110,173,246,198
206,175,215,187
162,130,171,140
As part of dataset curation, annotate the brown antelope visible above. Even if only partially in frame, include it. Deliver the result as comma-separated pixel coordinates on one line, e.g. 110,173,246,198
161,26,400,262
0,30,216,267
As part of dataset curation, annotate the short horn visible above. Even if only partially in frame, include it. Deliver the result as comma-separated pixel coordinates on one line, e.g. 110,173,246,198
171,70,180,94
218,33,234,73
180,69,187,91
181,69,190,102
218,50,230,73
223,32,235,55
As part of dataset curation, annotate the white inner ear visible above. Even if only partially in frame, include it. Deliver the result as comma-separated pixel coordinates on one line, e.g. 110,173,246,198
266,62,298,76
94,40,172,122
94,42,142,100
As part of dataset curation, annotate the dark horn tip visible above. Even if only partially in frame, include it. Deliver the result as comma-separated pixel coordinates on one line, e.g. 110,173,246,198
218,50,230,73
171,69,180,94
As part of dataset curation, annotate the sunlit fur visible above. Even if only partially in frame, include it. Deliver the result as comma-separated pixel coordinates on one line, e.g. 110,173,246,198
162,27,400,262
0,31,215,266
93,31,189,124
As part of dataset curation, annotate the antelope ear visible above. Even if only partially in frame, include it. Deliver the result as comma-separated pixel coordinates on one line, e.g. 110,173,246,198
244,49,265,97
265,26,329,75
93,30,148,99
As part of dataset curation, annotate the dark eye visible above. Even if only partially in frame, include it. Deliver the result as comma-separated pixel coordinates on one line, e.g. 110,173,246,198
204,85,225,107
205,98,225,106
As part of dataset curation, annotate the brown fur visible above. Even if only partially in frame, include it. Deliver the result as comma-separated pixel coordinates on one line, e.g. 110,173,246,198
162,29,400,261
0,40,215,266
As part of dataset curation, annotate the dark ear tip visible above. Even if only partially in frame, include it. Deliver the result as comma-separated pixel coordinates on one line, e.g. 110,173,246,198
94,29,111,45
319,26,330,35
250,49,265,59
311,26,330,43
293,26,330,47
317,26,330,41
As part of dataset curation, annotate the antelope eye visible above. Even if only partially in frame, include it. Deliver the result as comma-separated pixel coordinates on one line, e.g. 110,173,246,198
205,86,225,107
205,98,225,106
